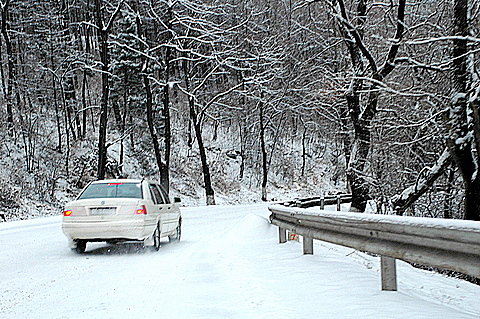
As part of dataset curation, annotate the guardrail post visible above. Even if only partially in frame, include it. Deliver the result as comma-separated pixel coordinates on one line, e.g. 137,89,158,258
303,237,314,254
381,256,397,291
320,197,325,210
336,195,341,211
279,227,287,243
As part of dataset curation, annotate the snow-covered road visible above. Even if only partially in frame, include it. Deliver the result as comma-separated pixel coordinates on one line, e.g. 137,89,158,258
1,203,480,318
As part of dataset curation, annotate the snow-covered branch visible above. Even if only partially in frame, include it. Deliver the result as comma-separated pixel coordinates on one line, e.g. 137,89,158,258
391,148,452,215
406,36,480,45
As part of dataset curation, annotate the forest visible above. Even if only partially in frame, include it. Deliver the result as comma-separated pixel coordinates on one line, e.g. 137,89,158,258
0,0,479,221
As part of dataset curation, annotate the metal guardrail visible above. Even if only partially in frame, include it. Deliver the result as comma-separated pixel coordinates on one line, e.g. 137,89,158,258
269,205,480,291
282,194,352,209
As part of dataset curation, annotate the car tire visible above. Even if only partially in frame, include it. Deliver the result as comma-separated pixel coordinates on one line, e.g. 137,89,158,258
73,240,87,254
152,223,161,251
169,220,181,243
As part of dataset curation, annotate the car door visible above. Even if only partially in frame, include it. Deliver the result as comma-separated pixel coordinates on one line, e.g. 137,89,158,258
156,185,179,232
148,183,168,235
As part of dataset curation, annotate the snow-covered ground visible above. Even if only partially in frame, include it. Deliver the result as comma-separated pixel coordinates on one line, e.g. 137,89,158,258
1,203,479,318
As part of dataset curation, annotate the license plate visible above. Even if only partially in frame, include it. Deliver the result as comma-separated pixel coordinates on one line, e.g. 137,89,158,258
90,207,116,215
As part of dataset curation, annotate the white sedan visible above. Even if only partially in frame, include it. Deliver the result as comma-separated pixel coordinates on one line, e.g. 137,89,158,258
62,179,182,253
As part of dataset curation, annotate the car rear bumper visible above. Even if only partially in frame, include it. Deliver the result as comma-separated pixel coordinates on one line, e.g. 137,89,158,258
62,217,156,242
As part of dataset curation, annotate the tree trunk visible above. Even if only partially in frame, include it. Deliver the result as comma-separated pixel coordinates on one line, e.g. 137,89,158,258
259,98,268,201
81,70,88,139
94,0,121,180
301,124,306,177
53,76,62,152
1,0,15,127
50,46,63,152
464,179,480,220
339,104,351,191
144,70,166,181
337,0,368,212
112,100,123,132
94,0,109,180
347,115,374,212
443,166,455,219
447,0,480,220
160,6,173,194
239,121,245,179
112,97,124,175
191,99,215,205
182,59,215,205
161,74,171,193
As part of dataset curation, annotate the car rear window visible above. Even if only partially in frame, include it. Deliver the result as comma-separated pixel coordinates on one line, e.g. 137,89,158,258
78,182,143,200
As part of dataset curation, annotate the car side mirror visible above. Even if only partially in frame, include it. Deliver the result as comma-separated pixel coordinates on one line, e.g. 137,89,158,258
174,197,181,203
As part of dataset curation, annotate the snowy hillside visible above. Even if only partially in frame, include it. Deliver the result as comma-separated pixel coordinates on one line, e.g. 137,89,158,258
1,118,345,221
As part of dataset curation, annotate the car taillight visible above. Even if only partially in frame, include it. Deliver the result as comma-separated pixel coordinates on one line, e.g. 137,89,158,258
63,210,72,216
135,205,147,215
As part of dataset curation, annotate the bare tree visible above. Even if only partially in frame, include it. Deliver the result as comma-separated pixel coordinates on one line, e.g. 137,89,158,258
390,0,480,220
94,0,122,180
328,0,407,212
171,0,246,205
